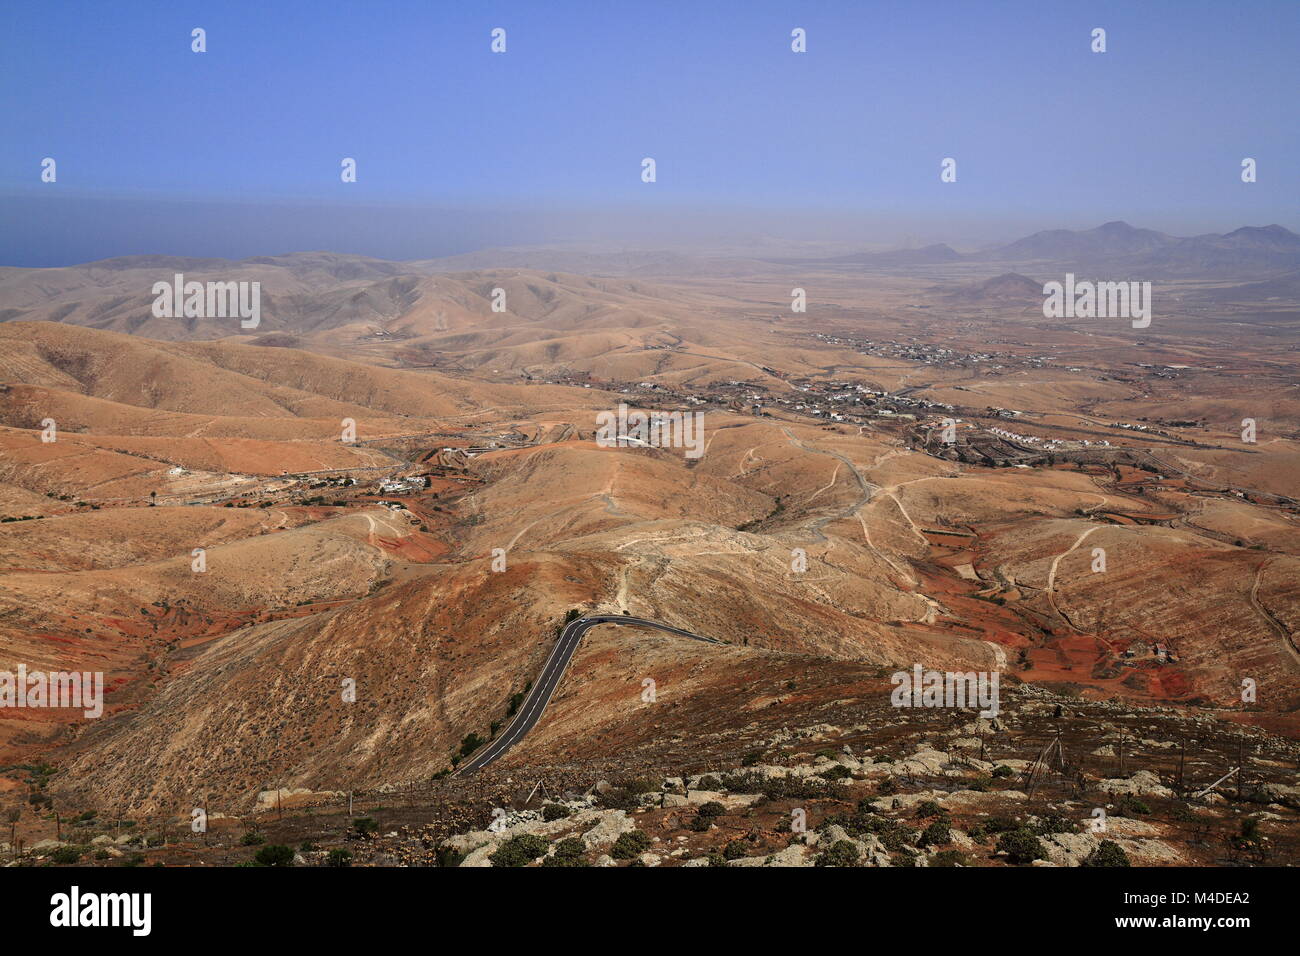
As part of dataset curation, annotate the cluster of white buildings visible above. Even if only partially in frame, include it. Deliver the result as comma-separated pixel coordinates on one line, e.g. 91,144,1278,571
989,426,1111,450
376,477,426,494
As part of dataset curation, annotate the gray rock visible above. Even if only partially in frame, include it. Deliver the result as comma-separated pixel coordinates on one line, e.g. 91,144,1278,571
581,810,636,850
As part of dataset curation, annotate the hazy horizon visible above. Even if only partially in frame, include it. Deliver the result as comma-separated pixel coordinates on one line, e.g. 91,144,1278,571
9,192,1300,268
3,0,1297,266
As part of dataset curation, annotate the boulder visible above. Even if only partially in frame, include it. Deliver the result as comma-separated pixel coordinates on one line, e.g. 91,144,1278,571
581,810,636,850
762,843,812,867
1097,770,1174,799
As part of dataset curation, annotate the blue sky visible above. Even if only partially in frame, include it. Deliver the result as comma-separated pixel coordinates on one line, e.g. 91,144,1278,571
2,0,1297,264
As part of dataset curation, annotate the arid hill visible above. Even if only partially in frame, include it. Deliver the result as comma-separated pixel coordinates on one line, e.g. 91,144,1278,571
0,249,1295,828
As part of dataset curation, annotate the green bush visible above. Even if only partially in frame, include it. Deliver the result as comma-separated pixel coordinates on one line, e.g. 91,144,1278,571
542,837,590,868
689,802,727,833
915,800,945,819
542,803,571,822
611,830,652,860
981,815,1021,834
327,848,353,867
918,820,952,848
50,845,86,864
815,839,860,867
1082,840,1130,867
1118,795,1151,816
696,801,726,819
722,839,749,861
992,765,1015,779
929,849,969,867
823,810,913,851
596,787,640,811
623,778,658,795
352,817,380,839
1033,813,1074,836
817,765,852,781
254,844,295,867
996,828,1046,865
490,833,549,867
722,772,830,802
240,831,264,846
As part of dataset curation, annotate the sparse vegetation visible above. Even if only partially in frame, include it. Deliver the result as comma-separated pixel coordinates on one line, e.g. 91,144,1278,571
490,833,549,867
542,803,571,822
915,800,945,819
918,819,952,848
542,837,590,867
1082,840,1130,867
929,849,969,867
596,787,640,811
723,839,749,861
996,828,1047,865
815,839,860,867
611,829,652,860
50,845,86,864
254,844,295,867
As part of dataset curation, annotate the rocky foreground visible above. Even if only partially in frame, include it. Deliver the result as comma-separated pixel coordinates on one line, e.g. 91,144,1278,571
7,686,1297,868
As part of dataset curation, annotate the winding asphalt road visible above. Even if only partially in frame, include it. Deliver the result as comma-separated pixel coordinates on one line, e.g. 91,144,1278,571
455,614,723,775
